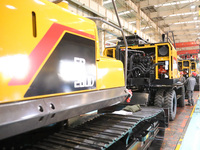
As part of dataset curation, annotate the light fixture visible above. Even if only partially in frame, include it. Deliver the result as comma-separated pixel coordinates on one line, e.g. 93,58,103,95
103,0,115,5
194,17,198,20
163,11,198,17
155,0,199,7
191,5,196,9
129,21,136,24
118,11,131,16
174,20,200,25
196,25,199,28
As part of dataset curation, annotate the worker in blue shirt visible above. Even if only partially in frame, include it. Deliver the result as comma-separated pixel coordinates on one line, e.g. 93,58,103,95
185,72,197,106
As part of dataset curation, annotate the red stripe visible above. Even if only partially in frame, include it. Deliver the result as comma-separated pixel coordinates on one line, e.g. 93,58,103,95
8,23,95,86
177,50,199,55
174,41,199,48
173,57,177,61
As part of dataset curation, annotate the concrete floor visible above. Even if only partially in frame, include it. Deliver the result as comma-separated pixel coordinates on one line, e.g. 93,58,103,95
161,91,199,150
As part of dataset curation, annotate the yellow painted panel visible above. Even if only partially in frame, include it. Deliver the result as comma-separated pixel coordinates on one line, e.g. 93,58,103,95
0,0,103,103
157,57,169,61
96,57,125,89
56,1,68,9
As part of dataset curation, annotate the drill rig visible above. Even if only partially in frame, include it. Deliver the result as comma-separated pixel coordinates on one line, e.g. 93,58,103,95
0,0,166,149
104,33,185,121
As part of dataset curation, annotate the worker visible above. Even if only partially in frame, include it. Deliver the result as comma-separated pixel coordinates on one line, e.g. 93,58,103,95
179,71,186,83
185,72,197,106
158,65,167,79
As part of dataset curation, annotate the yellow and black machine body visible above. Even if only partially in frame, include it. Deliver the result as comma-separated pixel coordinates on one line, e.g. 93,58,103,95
178,59,199,91
0,0,167,149
190,60,197,73
104,34,185,121
178,59,198,78
178,59,191,78
0,0,127,140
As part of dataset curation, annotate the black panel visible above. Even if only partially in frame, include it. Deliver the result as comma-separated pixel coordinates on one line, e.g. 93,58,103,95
183,61,189,67
178,62,182,71
127,78,150,86
25,32,96,97
191,63,195,69
158,45,169,57
151,79,178,85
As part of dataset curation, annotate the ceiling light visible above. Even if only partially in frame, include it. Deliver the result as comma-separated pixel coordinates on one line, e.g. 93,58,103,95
164,11,198,17
194,17,198,20
103,0,115,5
129,21,136,24
191,5,196,9
174,20,200,25
196,25,199,28
118,10,132,16
141,26,150,30
154,0,199,7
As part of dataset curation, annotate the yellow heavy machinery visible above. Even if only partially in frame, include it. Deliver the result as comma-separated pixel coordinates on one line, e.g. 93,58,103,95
191,60,197,73
0,0,166,149
104,33,185,121
178,59,198,77
178,59,199,91
178,59,191,78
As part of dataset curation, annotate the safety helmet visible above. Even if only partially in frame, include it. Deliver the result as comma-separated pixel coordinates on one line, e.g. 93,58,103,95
192,72,197,77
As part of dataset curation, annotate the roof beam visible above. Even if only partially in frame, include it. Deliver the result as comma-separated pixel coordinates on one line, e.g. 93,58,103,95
175,39,197,43
163,24,197,31
125,0,164,35
143,29,156,34
174,35,197,39
69,0,157,42
176,46,200,50
175,33,199,37
150,7,199,18
173,28,199,33
140,0,180,9
159,17,199,26
174,37,197,43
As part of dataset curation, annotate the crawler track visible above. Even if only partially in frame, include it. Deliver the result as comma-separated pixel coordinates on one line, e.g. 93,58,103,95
1,107,165,150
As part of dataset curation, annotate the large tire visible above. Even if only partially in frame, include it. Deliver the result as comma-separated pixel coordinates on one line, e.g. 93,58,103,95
164,89,177,121
179,86,185,107
154,89,165,107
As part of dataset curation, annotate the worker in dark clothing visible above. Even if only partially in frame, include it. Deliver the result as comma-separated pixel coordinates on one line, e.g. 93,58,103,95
179,71,186,83
185,72,197,106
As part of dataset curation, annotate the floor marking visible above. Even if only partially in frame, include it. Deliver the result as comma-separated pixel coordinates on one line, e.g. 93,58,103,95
175,96,199,150
190,104,196,117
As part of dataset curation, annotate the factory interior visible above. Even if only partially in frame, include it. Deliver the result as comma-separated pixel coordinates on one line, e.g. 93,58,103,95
1,0,200,149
